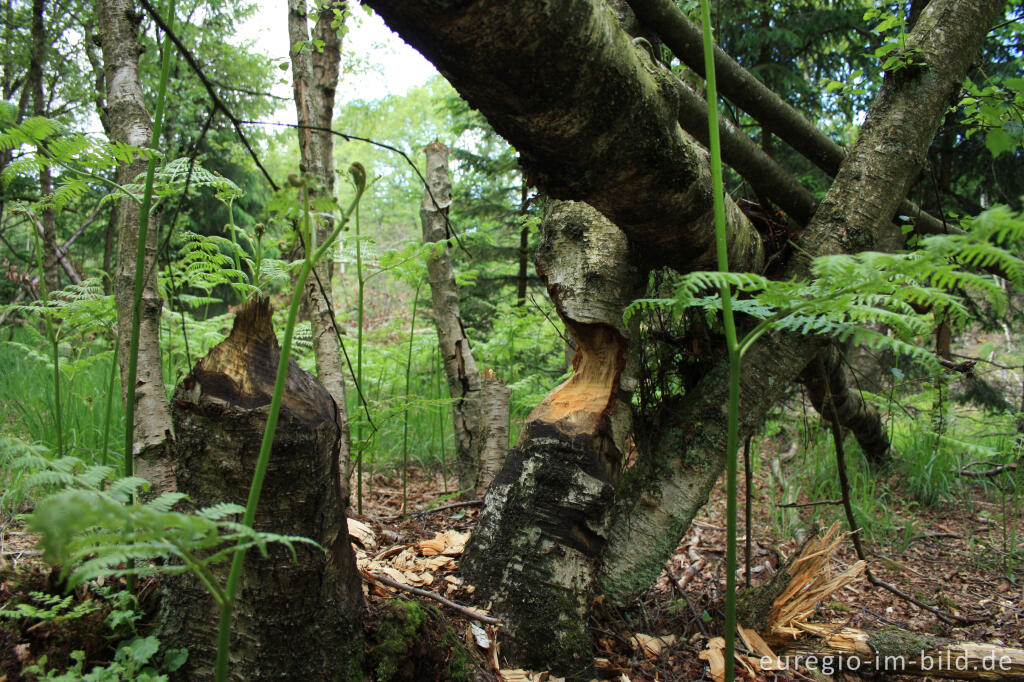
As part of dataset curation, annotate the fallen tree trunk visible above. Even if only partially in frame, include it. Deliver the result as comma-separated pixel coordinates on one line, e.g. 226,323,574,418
461,200,646,677
369,0,1004,674
159,298,363,680
602,0,1002,604
772,626,1024,680
625,0,952,238
365,0,765,275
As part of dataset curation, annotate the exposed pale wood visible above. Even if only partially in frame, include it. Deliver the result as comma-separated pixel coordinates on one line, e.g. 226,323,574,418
461,201,646,676
160,297,363,680
361,568,499,624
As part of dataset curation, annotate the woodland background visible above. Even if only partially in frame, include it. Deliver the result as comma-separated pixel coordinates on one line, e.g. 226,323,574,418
0,0,1023,680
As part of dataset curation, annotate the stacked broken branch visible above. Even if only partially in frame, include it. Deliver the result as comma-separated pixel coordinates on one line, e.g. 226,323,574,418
733,525,1024,681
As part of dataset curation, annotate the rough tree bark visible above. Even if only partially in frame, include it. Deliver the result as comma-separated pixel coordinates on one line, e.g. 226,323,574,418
368,0,1004,674
421,141,510,496
365,0,765,276
97,0,175,490
601,0,1004,604
287,0,353,476
159,298,363,681
461,200,646,676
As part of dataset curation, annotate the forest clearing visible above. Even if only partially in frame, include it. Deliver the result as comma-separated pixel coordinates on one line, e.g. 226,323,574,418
1,0,1023,680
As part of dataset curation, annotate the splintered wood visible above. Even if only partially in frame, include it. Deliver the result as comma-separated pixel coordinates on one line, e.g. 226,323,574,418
349,520,470,591
697,522,1024,680
766,521,865,640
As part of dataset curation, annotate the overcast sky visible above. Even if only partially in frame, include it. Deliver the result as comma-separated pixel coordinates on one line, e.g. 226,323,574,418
236,3,439,122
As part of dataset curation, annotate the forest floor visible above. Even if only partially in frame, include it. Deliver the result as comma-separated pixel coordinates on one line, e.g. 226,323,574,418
347,454,1022,682
1,446,1021,681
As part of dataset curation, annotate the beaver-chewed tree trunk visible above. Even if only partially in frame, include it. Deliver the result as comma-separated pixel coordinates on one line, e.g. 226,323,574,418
461,201,646,679
159,297,363,681
421,141,510,496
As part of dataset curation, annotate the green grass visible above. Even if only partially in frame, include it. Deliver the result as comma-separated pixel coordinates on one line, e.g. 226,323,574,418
0,327,125,470
764,392,1024,577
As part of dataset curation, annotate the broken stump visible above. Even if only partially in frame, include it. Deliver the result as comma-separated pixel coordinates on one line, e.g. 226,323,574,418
158,297,363,680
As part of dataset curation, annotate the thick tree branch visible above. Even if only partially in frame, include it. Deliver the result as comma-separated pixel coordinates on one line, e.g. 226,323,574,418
627,0,954,237
674,81,818,225
802,345,890,463
364,0,765,274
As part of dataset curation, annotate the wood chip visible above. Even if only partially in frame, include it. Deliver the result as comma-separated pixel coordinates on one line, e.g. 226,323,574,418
631,633,677,659
699,637,725,682
347,518,377,549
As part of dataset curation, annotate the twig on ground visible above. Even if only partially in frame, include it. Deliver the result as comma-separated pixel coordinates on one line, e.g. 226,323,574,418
379,499,483,521
959,462,1018,478
360,569,498,624
777,499,843,508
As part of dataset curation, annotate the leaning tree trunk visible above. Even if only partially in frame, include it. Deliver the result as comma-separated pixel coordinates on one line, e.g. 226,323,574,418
461,200,646,677
159,298,363,680
599,0,1004,605
97,0,175,491
288,0,353,476
368,0,1002,672
365,0,765,276
421,141,510,496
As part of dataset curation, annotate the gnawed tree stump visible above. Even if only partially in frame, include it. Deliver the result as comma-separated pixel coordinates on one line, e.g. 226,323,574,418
159,297,363,681
461,201,646,678
421,141,511,497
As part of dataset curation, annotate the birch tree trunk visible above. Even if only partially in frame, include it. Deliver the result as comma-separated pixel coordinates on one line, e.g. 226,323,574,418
421,141,510,496
159,298,363,680
461,200,646,676
287,0,353,476
28,0,60,294
367,1,1004,673
97,0,175,490
600,0,1004,605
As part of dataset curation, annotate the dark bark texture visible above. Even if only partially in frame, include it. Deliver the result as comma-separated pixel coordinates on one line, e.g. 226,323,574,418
160,298,363,681
461,201,645,678
365,0,764,275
